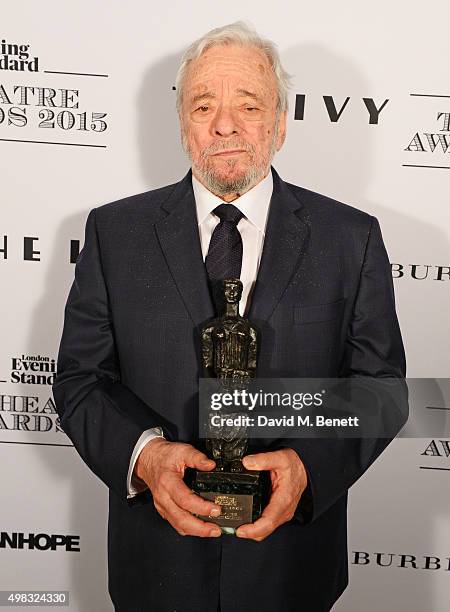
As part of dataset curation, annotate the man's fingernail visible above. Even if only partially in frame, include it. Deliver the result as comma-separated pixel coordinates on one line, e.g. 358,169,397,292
237,530,247,538
210,507,221,517
245,457,256,467
210,529,221,537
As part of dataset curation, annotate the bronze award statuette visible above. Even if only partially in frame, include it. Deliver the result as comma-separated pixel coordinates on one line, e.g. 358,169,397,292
189,278,271,535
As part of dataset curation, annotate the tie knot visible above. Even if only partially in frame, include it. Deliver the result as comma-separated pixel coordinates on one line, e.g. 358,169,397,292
213,203,244,225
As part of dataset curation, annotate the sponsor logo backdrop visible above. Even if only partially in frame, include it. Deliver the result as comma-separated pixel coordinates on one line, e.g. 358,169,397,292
1,2,449,610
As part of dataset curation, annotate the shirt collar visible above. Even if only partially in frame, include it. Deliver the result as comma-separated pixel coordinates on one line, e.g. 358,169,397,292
192,168,273,235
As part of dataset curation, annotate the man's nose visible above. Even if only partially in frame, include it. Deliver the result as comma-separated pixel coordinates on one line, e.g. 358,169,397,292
211,105,239,137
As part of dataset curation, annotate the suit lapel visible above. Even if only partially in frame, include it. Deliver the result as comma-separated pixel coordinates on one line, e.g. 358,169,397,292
248,167,310,323
154,169,215,328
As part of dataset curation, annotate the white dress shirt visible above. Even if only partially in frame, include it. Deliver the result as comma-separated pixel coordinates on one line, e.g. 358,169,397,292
126,169,274,497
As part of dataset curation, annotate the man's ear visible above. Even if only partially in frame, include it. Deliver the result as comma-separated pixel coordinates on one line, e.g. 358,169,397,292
276,110,287,151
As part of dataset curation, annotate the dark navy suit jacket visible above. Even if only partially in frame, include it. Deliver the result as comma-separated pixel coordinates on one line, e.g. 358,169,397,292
53,166,407,612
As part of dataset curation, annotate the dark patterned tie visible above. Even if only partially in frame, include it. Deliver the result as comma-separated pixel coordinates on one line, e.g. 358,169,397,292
205,203,244,312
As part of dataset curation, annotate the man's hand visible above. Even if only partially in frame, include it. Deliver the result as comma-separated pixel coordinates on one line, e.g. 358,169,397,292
135,438,223,537
235,448,308,542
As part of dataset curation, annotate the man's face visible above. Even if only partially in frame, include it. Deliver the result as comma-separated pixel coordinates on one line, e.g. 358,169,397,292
179,44,287,197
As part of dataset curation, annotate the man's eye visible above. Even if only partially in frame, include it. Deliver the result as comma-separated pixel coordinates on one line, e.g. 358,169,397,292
245,107,257,111
197,106,209,112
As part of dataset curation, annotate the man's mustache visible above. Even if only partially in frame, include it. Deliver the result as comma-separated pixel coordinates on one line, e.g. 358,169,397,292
201,141,255,157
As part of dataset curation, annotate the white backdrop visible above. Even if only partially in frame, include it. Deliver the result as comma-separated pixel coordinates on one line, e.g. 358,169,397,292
1,2,449,610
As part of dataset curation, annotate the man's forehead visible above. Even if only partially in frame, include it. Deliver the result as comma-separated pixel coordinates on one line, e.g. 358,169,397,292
193,45,269,68
184,45,275,96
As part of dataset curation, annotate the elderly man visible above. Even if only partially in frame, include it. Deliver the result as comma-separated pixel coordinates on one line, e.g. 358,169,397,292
53,22,406,612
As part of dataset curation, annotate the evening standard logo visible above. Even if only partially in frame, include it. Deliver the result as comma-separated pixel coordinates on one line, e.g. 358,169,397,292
10,354,55,385
0,37,108,138
352,551,450,572
0,38,39,72
0,532,79,552
0,393,64,434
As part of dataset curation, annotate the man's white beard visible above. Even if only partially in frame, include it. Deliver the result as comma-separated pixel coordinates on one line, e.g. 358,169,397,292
182,116,280,197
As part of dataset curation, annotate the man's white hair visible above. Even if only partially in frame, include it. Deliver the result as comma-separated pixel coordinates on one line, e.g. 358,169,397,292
175,21,292,114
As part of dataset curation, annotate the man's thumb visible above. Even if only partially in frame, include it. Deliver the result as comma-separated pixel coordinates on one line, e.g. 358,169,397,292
188,448,216,470
243,453,267,470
